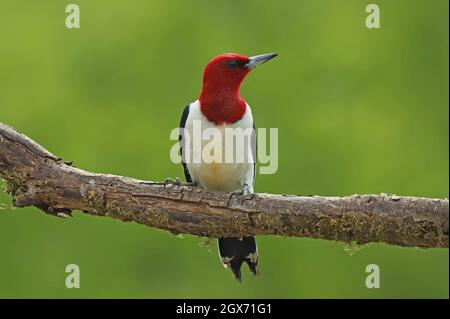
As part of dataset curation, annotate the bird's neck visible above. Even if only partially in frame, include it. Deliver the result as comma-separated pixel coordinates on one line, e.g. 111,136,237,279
199,81,247,125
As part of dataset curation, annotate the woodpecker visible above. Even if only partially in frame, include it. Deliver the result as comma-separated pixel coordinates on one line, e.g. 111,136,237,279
177,52,277,282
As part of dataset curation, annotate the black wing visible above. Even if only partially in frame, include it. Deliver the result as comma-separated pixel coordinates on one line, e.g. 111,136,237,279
179,104,192,183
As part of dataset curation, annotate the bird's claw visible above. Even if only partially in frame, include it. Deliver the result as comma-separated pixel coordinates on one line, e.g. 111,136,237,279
242,192,255,202
231,185,254,204
164,177,181,188
164,178,199,188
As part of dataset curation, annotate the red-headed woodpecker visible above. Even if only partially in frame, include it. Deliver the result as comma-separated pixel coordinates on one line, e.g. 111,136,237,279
177,52,277,282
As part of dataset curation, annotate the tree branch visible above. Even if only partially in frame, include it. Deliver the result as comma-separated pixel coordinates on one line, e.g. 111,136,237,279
0,122,448,248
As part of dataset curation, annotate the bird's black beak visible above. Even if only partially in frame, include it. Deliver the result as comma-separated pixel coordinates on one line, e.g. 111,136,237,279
244,53,278,69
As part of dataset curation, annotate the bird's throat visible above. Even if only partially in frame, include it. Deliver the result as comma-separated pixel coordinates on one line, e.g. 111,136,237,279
199,88,247,125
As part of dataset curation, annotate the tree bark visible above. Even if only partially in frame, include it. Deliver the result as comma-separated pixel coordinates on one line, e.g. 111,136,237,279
0,122,448,248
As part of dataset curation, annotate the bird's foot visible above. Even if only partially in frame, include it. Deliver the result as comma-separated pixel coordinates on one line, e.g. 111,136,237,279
164,178,199,188
231,184,255,205
241,184,255,199
164,177,181,188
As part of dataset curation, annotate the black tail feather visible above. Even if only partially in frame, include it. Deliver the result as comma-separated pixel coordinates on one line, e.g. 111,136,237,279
246,259,259,276
229,257,244,283
218,236,258,282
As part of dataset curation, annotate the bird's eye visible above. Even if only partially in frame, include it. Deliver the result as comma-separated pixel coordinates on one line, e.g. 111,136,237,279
227,60,239,68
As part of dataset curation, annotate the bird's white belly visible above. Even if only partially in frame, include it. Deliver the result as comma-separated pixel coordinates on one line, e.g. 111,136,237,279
183,100,255,193
187,161,248,192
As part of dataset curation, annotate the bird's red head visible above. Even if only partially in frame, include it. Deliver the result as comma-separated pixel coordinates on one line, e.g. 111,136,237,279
199,52,277,125
201,53,252,94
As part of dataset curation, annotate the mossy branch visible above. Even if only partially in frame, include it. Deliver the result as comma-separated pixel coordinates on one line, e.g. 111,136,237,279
0,122,448,248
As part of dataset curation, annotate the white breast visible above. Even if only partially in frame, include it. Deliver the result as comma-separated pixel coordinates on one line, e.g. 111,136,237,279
183,100,255,192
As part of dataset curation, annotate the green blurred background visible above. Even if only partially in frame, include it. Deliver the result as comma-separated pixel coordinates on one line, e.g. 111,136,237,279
0,0,448,298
